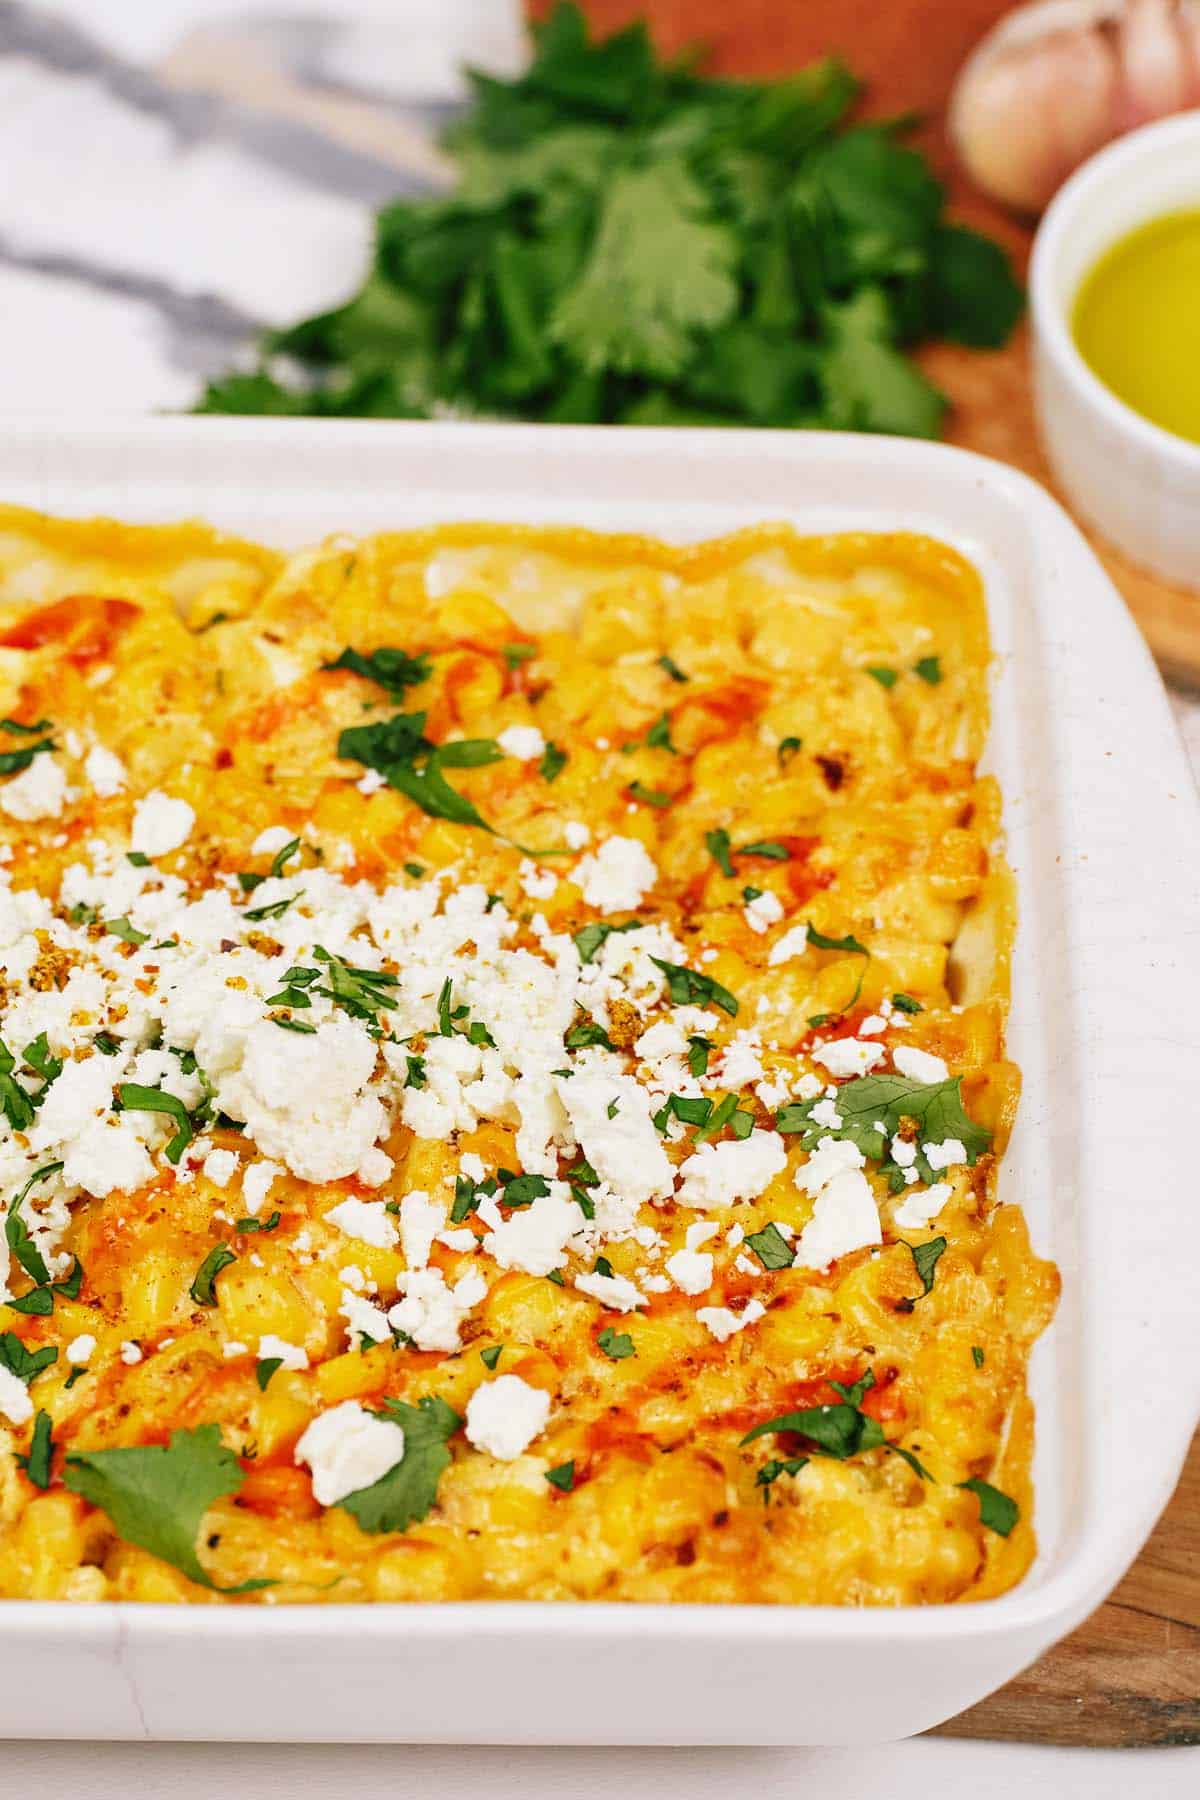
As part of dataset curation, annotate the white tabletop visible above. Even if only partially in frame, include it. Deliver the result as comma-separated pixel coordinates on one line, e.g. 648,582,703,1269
1,0,1197,1783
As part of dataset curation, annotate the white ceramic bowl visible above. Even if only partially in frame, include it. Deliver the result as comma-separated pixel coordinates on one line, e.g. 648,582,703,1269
1030,110,1200,591
0,418,1199,1744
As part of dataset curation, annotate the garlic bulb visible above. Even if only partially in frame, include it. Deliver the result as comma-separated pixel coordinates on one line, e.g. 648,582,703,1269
950,0,1200,213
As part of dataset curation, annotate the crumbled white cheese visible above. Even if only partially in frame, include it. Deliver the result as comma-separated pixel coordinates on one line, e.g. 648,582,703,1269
858,1014,888,1036
922,1137,966,1171
892,1045,950,1083
767,924,809,966
66,1333,96,1365
575,1269,645,1312
743,890,784,935
0,1365,33,1425
326,1196,397,1249
564,821,590,850
890,1136,917,1168
716,1031,764,1088
0,755,67,822
677,1130,787,1209
387,1268,487,1353
794,1135,866,1197
484,1188,578,1277
498,724,546,762
573,835,658,914
519,860,557,902
339,1288,391,1346
685,1220,720,1251
356,768,387,796
223,1341,248,1360
202,1147,239,1189
84,745,127,798
811,1038,887,1078
130,791,195,856
241,1160,281,1219
696,1300,765,1343
120,1341,143,1365
295,1399,406,1506
666,1247,713,1295
464,1374,551,1460
397,1189,444,1271
258,1334,308,1371
893,1182,953,1230
250,825,295,856
794,1169,881,1269
555,1066,673,1205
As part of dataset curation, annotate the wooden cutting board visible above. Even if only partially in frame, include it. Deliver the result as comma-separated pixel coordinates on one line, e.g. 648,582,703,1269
559,0,1200,1748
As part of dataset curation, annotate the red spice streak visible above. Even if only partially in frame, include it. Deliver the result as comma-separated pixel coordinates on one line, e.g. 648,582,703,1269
0,595,138,663
678,679,769,748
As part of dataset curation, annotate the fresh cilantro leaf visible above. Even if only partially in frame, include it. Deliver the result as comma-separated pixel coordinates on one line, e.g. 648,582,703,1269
539,740,567,782
739,839,790,860
914,655,942,684
0,1331,57,1384
705,827,735,878
650,956,738,1017
565,1018,612,1051
904,1234,947,1296
104,916,149,946
189,1244,237,1306
597,1326,634,1360
245,896,294,923
255,1357,283,1391
778,737,802,765
545,1459,575,1492
64,1423,265,1590
806,923,869,956
338,1395,461,1534
574,918,641,964
687,1034,713,1077
741,1371,885,1460
337,711,498,835
0,1038,35,1130
501,641,537,669
927,223,1024,350
745,1223,794,1270
889,1443,934,1482
644,711,677,754
117,1083,193,1163
971,1345,986,1369
500,1172,550,1208
322,646,432,697
960,1476,1019,1536
891,992,922,1014
866,665,898,688
0,736,54,776
404,862,425,879
480,1344,503,1371
236,1211,280,1234
126,851,151,868
777,1073,989,1174
755,1454,809,1497
0,715,51,735
628,780,672,808
658,653,688,683
17,1409,54,1489
551,159,739,379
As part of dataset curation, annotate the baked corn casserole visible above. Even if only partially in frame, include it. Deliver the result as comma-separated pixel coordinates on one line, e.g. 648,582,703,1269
0,507,1058,1606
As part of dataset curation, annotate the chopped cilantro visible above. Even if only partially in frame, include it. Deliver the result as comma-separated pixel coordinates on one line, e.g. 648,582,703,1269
777,1072,990,1179
645,711,677,754
188,1244,237,1307
480,1345,503,1372
255,1358,283,1391
17,1410,54,1490
741,1370,885,1460
597,1326,634,1360
971,1345,986,1369
0,1331,57,1384
236,1211,280,1234
705,827,735,878
245,896,294,923
687,1034,713,1077
960,1476,1018,1536
649,956,738,1017
806,922,869,956
404,861,425,878
322,645,432,698
904,1235,947,1296
103,917,150,946
117,1083,194,1163
545,1460,575,1492
539,740,568,782
866,665,898,688
565,1018,612,1051
914,655,942,685
338,1394,460,1534
573,917,641,964
336,709,502,835
658,653,688,683
739,839,790,860
891,992,922,1014
0,735,54,776
627,780,672,808
502,641,537,669
745,1223,794,1270
126,851,151,867
778,737,802,765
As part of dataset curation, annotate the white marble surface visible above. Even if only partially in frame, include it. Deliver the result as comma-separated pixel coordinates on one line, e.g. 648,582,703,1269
0,1,1196,1786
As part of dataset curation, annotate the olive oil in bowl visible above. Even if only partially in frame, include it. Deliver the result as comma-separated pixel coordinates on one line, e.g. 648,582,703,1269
1072,209,1200,446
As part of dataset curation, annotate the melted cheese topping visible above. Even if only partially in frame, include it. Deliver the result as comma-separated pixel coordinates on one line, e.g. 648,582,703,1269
0,510,1057,1605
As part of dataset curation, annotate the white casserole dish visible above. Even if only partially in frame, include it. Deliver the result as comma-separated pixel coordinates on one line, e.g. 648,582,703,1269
0,417,1196,1746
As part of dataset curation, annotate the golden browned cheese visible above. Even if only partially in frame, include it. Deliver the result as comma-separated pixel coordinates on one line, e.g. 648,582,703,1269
0,508,1058,1606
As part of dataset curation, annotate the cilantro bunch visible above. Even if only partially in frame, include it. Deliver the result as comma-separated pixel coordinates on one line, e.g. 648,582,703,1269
198,4,1021,436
